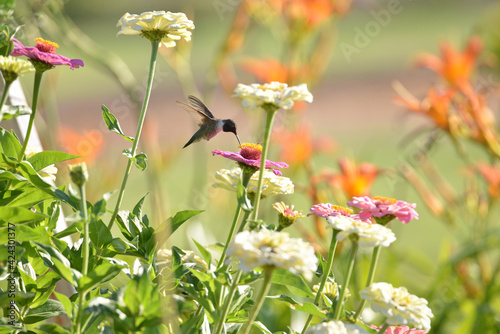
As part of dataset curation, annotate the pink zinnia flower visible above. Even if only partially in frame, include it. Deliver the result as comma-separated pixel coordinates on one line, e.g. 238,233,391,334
213,143,288,176
371,325,427,334
11,38,84,71
348,196,419,224
308,203,354,218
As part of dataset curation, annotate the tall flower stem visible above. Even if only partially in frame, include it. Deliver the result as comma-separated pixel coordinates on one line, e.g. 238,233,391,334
214,270,243,334
75,182,89,334
108,41,159,229
333,240,359,320
0,80,12,112
301,230,339,333
353,245,381,322
240,266,274,334
377,323,389,334
18,70,43,162
251,107,278,221
218,205,243,270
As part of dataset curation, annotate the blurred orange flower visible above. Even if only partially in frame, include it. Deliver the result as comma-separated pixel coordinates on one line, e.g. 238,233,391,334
272,123,334,165
241,58,294,83
320,157,379,198
59,126,103,165
475,163,500,197
416,36,483,88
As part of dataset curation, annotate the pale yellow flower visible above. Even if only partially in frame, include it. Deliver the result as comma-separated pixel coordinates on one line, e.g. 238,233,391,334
226,229,317,280
233,81,313,111
312,281,351,301
273,201,305,228
0,55,34,83
25,146,57,183
213,167,294,198
117,11,194,47
306,320,370,334
361,282,433,331
327,216,396,248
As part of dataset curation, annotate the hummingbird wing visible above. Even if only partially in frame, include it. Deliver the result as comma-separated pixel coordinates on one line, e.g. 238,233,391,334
176,95,215,127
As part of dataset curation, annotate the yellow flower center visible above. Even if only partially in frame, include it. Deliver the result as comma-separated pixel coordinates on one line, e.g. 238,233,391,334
258,83,286,91
372,196,397,204
35,38,59,54
239,143,262,160
332,205,353,216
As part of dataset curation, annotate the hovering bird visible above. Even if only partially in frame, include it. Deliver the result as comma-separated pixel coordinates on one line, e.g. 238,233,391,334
176,95,241,148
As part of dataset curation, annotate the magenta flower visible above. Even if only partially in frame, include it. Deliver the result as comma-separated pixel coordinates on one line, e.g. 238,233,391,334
11,38,84,71
308,203,354,218
348,196,419,224
371,325,427,334
213,143,288,176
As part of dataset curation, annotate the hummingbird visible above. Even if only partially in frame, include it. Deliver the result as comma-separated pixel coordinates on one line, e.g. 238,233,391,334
176,95,241,148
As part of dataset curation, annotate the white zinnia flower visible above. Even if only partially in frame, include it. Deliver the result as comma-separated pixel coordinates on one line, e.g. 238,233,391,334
117,11,194,47
306,320,370,334
0,55,34,82
25,146,58,183
156,248,208,275
213,167,294,198
233,81,313,111
361,282,434,331
327,216,396,248
226,229,317,280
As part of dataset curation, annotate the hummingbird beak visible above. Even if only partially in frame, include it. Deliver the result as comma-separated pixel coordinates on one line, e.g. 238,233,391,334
235,134,241,146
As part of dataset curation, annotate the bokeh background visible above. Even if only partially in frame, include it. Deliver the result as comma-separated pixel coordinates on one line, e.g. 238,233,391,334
6,0,500,332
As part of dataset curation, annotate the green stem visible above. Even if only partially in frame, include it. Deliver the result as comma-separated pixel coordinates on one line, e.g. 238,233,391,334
18,70,43,162
237,207,252,233
377,323,389,334
214,270,243,334
353,245,381,322
301,230,339,333
0,80,12,112
108,41,159,229
240,266,274,334
251,108,278,221
333,240,359,320
76,183,89,334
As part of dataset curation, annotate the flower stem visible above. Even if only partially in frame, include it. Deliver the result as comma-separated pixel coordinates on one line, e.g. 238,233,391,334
333,240,359,320
18,70,43,162
0,80,12,112
377,323,389,334
301,230,339,333
240,266,274,334
75,182,89,334
214,270,243,334
353,245,381,322
217,205,242,269
108,41,159,229
251,108,278,221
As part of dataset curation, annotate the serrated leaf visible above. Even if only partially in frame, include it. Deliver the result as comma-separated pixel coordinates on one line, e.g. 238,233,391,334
102,105,134,142
28,151,79,171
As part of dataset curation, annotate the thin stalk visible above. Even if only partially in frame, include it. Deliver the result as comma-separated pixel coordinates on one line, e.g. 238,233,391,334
237,209,252,233
0,80,12,111
76,183,89,334
333,241,359,320
18,70,43,162
301,230,339,333
353,245,382,322
108,41,159,229
377,323,389,334
214,270,243,334
251,108,278,221
239,266,274,334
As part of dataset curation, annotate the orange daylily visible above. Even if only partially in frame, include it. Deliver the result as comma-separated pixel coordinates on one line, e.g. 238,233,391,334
474,163,500,198
416,36,483,88
320,157,379,198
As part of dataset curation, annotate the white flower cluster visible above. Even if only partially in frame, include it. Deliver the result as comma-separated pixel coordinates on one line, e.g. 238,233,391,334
361,282,434,331
117,11,194,47
306,320,369,334
327,216,396,248
213,167,294,198
25,146,58,183
233,81,313,111
0,55,34,80
226,229,317,280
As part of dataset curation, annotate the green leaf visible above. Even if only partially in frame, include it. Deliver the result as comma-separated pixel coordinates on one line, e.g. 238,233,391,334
271,269,314,298
78,260,127,293
89,219,113,249
0,128,21,159
122,149,148,171
154,210,203,247
23,299,66,324
37,324,71,334
28,151,79,171
192,239,212,267
102,105,134,142
0,225,47,244
236,177,253,212
0,105,31,121
34,242,81,286
53,292,74,323
0,207,45,224
268,295,327,319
